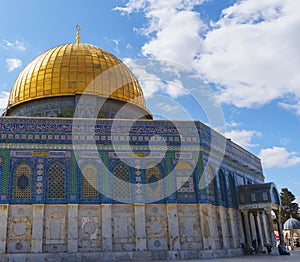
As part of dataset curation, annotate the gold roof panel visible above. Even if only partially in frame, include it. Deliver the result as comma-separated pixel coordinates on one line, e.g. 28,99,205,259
9,43,146,109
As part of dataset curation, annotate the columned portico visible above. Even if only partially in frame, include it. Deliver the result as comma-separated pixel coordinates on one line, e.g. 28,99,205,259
238,183,283,253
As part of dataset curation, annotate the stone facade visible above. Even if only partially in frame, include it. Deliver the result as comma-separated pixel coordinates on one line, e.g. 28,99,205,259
0,203,245,260
0,117,276,260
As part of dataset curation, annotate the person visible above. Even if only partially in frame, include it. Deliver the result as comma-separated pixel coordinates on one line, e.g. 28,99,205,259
252,239,258,254
278,244,290,255
264,243,272,254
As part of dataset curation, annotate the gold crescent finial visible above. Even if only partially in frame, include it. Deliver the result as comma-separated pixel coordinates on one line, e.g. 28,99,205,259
76,25,81,43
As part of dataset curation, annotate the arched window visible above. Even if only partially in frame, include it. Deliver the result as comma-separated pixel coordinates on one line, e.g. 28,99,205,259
206,165,216,196
46,161,67,201
12,161,33,200
272,187,280,205
80,162,99,200
145,163,163,201
218,169,226,205
227,174,237,207
175,161,196,202
112,162,132,202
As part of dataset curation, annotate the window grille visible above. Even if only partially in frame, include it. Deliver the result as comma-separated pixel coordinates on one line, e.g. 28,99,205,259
46,161,67,200
13,163,32,199
81,164,98,199
113,162,132,201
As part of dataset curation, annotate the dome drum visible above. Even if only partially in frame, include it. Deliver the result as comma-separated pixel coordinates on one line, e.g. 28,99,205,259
7,95,152,119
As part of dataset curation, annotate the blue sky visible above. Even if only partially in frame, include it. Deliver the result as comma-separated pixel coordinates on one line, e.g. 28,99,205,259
1,0,300,203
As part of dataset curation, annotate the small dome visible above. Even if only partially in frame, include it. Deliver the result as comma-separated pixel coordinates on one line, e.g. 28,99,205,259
283,217,300,230
7,43,148,115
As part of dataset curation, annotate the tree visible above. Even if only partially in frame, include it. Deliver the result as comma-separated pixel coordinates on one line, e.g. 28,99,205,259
280,188,300,225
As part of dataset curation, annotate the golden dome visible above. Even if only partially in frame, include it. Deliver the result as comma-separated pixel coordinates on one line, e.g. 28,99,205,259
8,43,146,110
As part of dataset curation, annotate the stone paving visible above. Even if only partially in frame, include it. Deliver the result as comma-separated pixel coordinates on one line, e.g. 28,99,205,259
149,250,300,262
119,250,300,262
1,250,300,262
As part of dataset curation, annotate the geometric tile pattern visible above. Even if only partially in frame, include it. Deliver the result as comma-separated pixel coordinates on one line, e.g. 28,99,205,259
0,117,265,206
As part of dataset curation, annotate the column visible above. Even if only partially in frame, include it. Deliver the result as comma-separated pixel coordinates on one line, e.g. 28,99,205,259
290,230,295,250
256,211,265,251
219,206,230,249
275,211,285,246
134,204,147,251
67,204,78,252
197,204,204,250
229,208,239,248
208,205,217,249
0,204,8,253
266,210,276,247
262,211,271,244
31,204,44,253
199,204,210,250
166,204,180,251
102,204,112,251
249,212,257,242
242,210,251,248
238,211,245,246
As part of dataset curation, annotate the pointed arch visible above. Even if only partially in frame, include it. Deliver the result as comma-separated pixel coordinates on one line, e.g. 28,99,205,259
228,174,237,208
206,165,216,197
218,169,227,205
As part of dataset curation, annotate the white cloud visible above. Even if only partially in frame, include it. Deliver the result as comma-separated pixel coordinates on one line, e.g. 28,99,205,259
118,0,300,113
115,0,204,16
196,0,300,108
116,0,205,67
124,58,162,98
226,121,242,129
6,58,22,72
164,79,188,98
140,10,205,66
105,38,120,53
223,129,261,148
124,58,188,98
0,91,9,110
259,146,300,168
114,0,148,14
279,100,300,116
3,39,26,51
280,138,291,146
155,103,181,113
